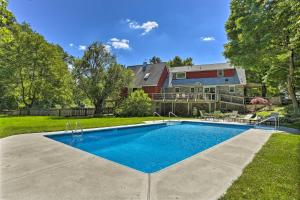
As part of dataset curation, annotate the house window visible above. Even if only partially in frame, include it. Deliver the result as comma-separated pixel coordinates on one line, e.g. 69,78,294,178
190,88,195,93
204,87,215,93
175,87,180,93
229,86,235,93
212,94,216,100
217,70,224,77
172,73,176,79
175,72,186,79
205,93,216,100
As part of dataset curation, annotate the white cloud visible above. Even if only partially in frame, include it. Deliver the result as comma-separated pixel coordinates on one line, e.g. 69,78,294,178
126,19,158,35
78,45,87,50
108,38,130,50
69,43,74,47
201,37,215,42
103,44,112,52
110,38,119,42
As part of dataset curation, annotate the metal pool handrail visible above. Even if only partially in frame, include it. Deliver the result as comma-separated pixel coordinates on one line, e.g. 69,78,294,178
169,112,178,118
254,116,278,130
153,112,162,117
153,112,167,123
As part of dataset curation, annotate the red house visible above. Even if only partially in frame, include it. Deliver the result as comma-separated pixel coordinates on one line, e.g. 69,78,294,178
128,62,256,114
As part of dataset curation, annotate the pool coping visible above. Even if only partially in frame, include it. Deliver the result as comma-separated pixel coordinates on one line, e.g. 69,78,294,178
1,120,274,200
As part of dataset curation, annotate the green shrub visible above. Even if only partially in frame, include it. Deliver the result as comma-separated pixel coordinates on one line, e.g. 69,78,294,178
115,90,152,117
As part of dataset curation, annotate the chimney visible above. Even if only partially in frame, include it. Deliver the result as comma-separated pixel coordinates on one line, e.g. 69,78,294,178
142,61,147,71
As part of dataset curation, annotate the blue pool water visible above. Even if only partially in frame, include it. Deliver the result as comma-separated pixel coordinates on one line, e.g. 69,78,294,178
46,122,250,173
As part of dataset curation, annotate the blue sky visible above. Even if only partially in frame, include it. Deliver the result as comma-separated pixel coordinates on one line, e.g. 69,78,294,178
9,0,231,66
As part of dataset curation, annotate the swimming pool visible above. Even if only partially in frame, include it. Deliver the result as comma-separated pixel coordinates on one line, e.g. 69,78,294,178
46,121,251,173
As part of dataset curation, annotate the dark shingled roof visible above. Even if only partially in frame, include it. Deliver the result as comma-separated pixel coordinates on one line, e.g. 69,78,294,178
127,62,167,87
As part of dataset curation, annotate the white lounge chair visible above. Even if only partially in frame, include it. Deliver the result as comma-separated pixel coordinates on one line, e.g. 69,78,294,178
227,110,239,122
199,110,214,121
238,114,259,124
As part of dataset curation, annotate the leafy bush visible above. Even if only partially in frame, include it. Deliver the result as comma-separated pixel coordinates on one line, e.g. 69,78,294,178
115,90,152,117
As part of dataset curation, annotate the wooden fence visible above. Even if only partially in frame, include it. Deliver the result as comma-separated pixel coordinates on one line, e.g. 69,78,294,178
1,108,113,117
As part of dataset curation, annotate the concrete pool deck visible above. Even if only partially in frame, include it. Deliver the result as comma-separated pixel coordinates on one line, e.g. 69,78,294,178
1,121,273,200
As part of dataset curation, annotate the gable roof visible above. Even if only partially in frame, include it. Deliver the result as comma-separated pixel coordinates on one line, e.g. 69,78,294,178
169,63,234,73
127,62,167,87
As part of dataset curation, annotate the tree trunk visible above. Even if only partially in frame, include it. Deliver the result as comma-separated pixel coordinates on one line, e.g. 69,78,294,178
287,50,298,112
261,83,267,98
94,99,104,116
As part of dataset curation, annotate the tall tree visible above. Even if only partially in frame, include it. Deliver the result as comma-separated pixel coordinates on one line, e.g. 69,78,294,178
224,0,300,112
149,56,162,64
0,0,16,109
168,56,183,67
0,22,73,109
183,57,193,66
168,56,193,67
74,42,133,115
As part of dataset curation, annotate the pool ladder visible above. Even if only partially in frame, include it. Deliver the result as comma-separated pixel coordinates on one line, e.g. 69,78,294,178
66,122,83,142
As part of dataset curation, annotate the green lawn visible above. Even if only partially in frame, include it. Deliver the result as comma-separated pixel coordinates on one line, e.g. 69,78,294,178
256,105,300,130
0,116,166,138
256,106,287,118
220,133,300,200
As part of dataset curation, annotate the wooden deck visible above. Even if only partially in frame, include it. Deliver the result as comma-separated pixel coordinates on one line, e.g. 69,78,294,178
149,93,248,105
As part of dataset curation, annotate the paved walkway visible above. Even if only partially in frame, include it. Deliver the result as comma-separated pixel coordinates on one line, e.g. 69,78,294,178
1,124,272,200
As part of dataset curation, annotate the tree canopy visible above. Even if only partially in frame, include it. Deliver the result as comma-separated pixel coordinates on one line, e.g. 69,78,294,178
149,56,162,64
73,42,133,115
224,0,300,111
167,56,193,67
0,1,133,113
0,2,73,109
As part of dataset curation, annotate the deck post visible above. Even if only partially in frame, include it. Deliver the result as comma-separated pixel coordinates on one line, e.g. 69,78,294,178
187,103,190,116
208,102,211,113
174,102,176,114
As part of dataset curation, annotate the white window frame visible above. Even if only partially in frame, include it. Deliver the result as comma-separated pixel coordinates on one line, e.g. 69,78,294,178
229,85,235,93
190,87,195,93
203,86,217,100
175,87,180,93
217,70,224,77
175,72,186,79
203,86,216,94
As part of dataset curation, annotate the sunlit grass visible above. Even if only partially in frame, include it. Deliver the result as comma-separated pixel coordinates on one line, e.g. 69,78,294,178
0,116,167,138
220,133,300,200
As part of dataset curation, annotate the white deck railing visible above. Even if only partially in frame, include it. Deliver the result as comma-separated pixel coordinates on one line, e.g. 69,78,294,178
149,93,216,101
149,92,248,104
